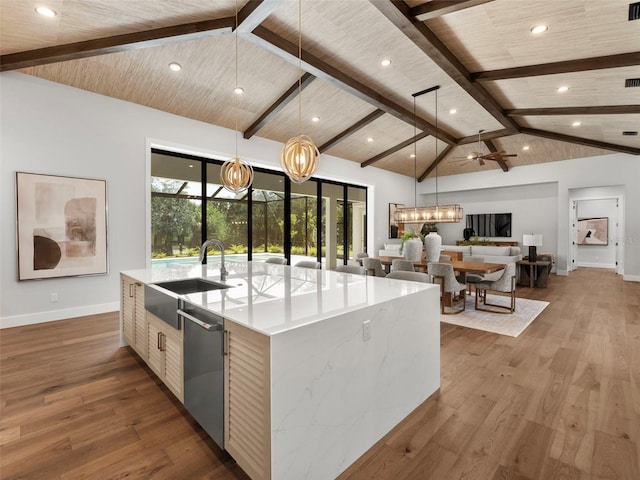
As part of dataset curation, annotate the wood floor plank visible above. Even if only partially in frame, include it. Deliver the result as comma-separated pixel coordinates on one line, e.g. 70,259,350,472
1,269,639,479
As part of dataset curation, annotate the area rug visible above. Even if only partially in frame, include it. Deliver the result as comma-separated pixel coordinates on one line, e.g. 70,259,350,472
440,295,549,337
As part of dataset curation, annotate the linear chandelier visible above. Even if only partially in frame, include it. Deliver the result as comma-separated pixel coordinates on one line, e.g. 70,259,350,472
393,85,462,225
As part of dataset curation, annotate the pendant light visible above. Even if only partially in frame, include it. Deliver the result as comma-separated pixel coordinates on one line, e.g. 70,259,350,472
279,0,320,184
220,0,254,194
393,86,462,225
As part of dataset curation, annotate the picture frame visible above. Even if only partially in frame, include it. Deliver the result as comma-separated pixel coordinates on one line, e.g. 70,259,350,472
16,172,108,280
577,217,608,245
389,203,403,239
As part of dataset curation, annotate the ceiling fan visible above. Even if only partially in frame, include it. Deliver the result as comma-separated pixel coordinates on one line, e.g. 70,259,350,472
456,130,517,166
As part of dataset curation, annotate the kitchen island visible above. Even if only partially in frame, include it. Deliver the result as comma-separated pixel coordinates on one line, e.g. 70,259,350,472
121,260,440,480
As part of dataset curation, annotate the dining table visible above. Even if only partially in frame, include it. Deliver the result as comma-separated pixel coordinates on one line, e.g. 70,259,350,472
374,256,506,283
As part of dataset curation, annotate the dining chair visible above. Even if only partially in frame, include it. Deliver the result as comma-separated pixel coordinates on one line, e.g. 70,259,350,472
391,259,415,272
356,252,369,259
264,257,288,265
295,260,322,269
427,262,466,315
439,254,452,261
386,271,429,283
334,264,366,275
474,262,516,314
461,255,484,289
362,258,387,277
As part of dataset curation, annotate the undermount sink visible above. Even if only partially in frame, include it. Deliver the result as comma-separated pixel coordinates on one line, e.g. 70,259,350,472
153,278,230,295
145,278,230,329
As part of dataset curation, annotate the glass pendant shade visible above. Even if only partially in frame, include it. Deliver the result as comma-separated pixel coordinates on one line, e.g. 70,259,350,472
220,156,254,193
280,134,320,184
393,204,463,224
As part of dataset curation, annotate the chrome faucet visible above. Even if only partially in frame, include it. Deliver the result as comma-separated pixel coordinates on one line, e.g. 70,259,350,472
199,239,227,281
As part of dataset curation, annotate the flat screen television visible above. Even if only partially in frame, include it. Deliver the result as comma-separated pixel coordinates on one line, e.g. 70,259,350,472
466,213,512,238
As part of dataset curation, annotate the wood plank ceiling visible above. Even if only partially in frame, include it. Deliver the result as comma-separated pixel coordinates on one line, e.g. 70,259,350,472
1,0,639,180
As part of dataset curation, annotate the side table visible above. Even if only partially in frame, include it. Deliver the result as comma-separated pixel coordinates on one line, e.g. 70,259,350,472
517,260,552,288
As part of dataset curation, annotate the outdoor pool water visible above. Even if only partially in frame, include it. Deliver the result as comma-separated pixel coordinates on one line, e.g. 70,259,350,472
151,253,321,268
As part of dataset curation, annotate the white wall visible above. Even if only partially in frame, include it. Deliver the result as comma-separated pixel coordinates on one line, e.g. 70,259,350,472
575,198,617,268
427,183,558,260
0,73,416,327
416,154,640,279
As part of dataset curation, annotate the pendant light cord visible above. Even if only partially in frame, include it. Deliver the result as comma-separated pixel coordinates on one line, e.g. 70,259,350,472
297,0,302,137
234,0,239,157
413,95,417,211
435,87,439,210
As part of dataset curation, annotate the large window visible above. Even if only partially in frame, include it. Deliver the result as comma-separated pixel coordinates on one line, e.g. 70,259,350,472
150,149,367,268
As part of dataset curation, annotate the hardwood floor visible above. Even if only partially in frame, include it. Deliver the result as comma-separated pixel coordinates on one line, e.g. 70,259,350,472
1,268,638,479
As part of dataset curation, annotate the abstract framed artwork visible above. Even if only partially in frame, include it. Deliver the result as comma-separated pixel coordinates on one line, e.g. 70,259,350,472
577,217,608,245
389,203,404,239
16,172,108,280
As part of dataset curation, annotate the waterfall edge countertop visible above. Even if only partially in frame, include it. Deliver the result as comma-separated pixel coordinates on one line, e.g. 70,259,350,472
122,260,437,336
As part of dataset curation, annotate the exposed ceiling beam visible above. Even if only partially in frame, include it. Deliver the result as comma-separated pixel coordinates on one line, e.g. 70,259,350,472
520,128,640,155
250,25,457,145
319,110,385,153
506,105,640,116
411,0,495,21
418,145,455,181
236,0,285,33
371,0,519,133
361,131,431,168
471,52,640,81
457,128,514,144
484,140,509,172
244,73,315,139
0,17,234,72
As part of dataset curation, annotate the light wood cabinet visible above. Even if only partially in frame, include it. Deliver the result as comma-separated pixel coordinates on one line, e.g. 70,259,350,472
121,274,147,359
225,320,271,480
146,312,183,402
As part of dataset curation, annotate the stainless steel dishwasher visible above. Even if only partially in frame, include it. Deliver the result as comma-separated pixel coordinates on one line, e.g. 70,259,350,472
178,300,225,449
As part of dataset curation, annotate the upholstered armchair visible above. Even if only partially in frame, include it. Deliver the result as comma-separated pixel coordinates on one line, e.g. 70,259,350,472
334,264,366,275
295,260,322,269
386,271,430,283
362,258,387,277
264,257,288,265
391,259,415,272
427,262,466,314
474,262,516,313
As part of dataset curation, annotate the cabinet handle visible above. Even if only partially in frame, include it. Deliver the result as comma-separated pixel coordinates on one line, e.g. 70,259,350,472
224,330,229,356
161,333,166,352
157,331,161,350
129,283,135,297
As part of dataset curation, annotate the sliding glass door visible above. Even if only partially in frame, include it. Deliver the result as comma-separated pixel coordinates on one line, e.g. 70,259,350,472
150,149,367,268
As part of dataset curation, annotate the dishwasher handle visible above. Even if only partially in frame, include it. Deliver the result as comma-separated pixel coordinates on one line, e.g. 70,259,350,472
177,309,222,332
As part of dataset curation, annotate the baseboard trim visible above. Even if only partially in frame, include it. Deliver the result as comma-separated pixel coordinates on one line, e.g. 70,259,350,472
623,274,640,282
0,302,119,329
556,269,569,276
576,262,616,269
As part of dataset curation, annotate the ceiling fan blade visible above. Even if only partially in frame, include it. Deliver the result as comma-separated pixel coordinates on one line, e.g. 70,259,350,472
478,158,485,166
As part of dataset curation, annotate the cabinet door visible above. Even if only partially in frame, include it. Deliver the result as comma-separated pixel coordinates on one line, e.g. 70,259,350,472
121,275,135,345
146,315,164,378
163,328,183,401
133,283,147,359
225,320,271,480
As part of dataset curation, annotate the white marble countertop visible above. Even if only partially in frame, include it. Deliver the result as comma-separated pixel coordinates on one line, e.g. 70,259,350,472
122,261,435,336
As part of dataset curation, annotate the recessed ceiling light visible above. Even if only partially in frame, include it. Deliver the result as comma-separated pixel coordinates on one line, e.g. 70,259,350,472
572,121,581,127
311,116,320,122
449,108,457,114
188,164,194,168
467,154,474,160
380,59,391,67
522,145,530,151
234,86,244,95
35,6,57,17
367,137,374,142
168,62,182,72
531,25,548,34
410,153,416,158
557,86,570,93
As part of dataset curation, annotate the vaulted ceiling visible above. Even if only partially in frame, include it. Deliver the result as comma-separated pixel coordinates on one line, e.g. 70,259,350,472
2,0,639,180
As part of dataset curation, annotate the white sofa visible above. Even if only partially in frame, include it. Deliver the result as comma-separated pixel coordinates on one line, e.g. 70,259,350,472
378,243,404,257
441,245,522,264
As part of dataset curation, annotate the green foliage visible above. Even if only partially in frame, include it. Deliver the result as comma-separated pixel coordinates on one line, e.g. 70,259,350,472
267,244,284,253
229,244,247,254
400,230,424,253
151,251,167,259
